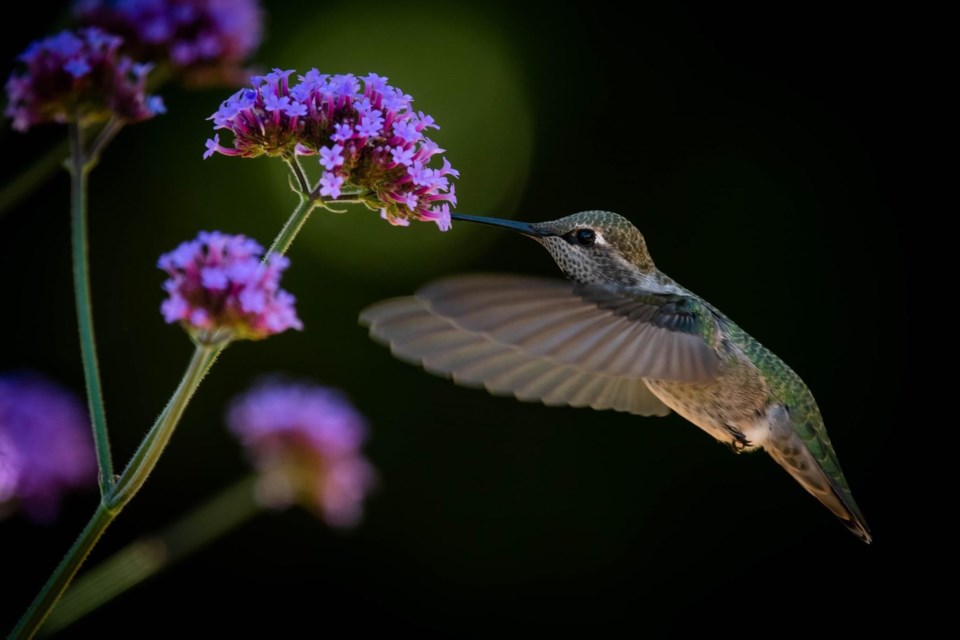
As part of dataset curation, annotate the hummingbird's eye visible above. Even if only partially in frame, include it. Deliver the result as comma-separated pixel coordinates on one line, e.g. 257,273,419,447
575,229,596,246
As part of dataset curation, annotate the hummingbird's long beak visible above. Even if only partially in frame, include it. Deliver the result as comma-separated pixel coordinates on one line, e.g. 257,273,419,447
451,213,549,237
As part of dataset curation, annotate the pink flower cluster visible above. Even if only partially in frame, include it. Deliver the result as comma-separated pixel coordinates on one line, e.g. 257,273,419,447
4,28,164,132
205,70,458,230
75,0,263,85
158,231,301,343
227,379,376,528
0,373,96,523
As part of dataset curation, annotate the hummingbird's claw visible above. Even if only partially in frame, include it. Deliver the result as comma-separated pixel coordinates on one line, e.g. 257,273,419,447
725,425,752,454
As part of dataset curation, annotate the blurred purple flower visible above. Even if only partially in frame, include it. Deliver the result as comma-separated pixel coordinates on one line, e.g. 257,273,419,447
0,373,96,523
158,231,302,344
4,28,165,132
75,0,263,86
227,379,376,528
205,70,458,230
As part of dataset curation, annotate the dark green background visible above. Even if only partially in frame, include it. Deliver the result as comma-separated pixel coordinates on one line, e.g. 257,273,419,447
2,1,926,636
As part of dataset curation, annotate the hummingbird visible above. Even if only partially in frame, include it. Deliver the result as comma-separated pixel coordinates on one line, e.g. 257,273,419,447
360,210,871,543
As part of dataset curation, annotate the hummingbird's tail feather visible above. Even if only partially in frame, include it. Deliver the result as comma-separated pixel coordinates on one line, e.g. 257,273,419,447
360,294,671,417
764,405,872,543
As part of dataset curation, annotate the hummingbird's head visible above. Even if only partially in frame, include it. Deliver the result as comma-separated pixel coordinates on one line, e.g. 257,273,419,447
453,210,656,285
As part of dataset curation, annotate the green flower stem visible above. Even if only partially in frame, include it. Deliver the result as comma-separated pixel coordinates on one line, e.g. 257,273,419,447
12,151,319,638
85,118,126,170
10,344,219,639
10,504,114,639
43,476,262,635
110,344,221,507
284,155,311,194
69,122,113,494
0,116,125,221
0,140,69,219
267,194,319,256
16,346,217,636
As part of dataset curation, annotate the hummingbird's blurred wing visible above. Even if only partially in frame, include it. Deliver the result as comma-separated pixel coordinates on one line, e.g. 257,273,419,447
360,274,722,415
415,274,720,382
360,294,671,416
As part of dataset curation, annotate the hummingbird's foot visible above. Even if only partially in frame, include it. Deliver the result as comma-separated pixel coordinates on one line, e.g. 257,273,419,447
724,425,752,454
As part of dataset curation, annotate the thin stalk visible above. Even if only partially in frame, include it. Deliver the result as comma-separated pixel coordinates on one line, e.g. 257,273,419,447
44,477,261,635
11,150,316,637
283,155,311,194
10,345,218,639
85,118,125,170
267,196,318,256
109,344,221,508
9,505,114,639
68,122,113,493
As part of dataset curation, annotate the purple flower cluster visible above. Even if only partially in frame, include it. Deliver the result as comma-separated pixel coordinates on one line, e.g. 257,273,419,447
227,379,376,528
75,0,262,84
205,70,459,230
4,28,165,132
0,374,96,523
158,231,302,343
